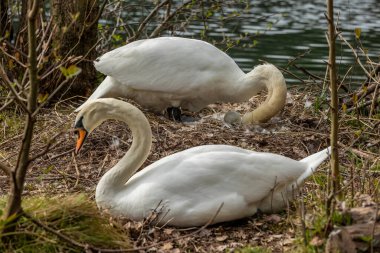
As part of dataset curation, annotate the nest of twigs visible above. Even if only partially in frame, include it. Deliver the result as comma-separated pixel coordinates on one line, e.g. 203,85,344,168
1,87,379,252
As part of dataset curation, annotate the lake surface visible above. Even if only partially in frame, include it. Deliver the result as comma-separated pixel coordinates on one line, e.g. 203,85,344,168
107,0,380,87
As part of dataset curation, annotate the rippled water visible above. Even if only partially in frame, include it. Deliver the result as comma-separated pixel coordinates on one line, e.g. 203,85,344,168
190,0,380,85
109,0,380,86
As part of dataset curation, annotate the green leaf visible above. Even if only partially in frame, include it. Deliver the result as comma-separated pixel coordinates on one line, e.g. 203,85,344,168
37,93,49,104
342,103,347,113
43,165,54,174
60,65,82,79
112,34,123,42
359,235,372,243
352,93,358,104
354,27,361,39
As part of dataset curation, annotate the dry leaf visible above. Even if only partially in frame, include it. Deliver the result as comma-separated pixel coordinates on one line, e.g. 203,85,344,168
354,27,361,39
164,228,174,235
216,235,228,242
161,242,173,251
265,214,282,223
309,236,324,246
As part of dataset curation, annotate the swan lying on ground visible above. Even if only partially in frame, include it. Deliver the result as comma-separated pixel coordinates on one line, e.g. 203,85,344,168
74,98,329,227
75,37,287,123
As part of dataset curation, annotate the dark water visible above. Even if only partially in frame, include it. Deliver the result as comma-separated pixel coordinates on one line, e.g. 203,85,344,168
105,0,380,86
189,0,380,86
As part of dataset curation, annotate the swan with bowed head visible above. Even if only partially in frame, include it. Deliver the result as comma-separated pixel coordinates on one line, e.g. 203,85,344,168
75,37,287,123
74,98,330,227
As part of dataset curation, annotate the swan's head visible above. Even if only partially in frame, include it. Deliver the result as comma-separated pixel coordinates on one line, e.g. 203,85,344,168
74,98,118,154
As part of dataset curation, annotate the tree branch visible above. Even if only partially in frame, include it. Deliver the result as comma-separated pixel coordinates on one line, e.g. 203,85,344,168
87,0,108,28
28,131,64,162
28,0,39,19
32,77,72,117
150,0,193,38
0,38,29,59
325,0,341,222
338,33,380,85
0,64,29,112
127,0,170,42
0,45,27,68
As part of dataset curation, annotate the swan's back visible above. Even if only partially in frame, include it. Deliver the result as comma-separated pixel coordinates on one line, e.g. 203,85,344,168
94,37,244,94
108,145,314,227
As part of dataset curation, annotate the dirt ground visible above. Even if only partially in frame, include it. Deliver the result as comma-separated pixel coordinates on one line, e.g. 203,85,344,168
1,87,379,252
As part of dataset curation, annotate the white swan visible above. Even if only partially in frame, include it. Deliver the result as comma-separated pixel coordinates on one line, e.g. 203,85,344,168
75,37,287,124
74,98,330,227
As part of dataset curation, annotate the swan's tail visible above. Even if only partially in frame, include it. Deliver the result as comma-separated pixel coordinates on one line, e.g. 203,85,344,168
75,77,116,112
296,147,331,185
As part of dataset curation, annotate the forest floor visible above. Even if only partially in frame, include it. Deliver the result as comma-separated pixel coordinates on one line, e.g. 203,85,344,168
0,87,379,252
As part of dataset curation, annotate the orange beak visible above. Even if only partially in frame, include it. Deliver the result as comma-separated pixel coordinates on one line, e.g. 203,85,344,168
75,129,88,154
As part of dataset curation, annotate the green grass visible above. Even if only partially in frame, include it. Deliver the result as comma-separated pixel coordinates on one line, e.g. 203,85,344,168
0,194,130,252
0,111,24,137
233,246,272,253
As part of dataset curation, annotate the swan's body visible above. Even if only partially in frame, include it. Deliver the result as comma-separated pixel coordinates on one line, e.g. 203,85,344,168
75,37,287,124
74,98,330,227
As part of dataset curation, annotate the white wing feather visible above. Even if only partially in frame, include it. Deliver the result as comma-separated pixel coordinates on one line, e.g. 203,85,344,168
94,37,243,94
119,145,308,226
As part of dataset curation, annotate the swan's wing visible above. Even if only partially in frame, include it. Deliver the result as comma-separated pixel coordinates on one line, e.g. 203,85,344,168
128,145,307,206
94,37,243,94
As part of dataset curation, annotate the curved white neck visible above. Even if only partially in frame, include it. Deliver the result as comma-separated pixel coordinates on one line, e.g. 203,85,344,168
240,64,287,124
96,102,152,197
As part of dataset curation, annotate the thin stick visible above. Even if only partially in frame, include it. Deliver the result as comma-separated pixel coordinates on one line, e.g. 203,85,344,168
370,204,379,253
28,132,64,162
338,33,379,84
326,0,341,214
72,152,80,188
0,46,27,68
0,64,29,112
150,0,193,38
369,83,379,118
87,0,109,28
128,0,170,42
32,77,72,117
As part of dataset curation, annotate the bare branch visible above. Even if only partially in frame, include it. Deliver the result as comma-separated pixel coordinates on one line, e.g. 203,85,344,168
338,33,380,85
28,131,64,162
87,0,108,28
326,0,340,217
0,98,14,111
28,0,39,19
369,83,379,117
150,0,193,38
32,76,72,117
0,45,27,68
0,38,29,59
345,90,380,113
127,0,170,42
0,64,29,112
37,24,57,67
292,64,324,81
